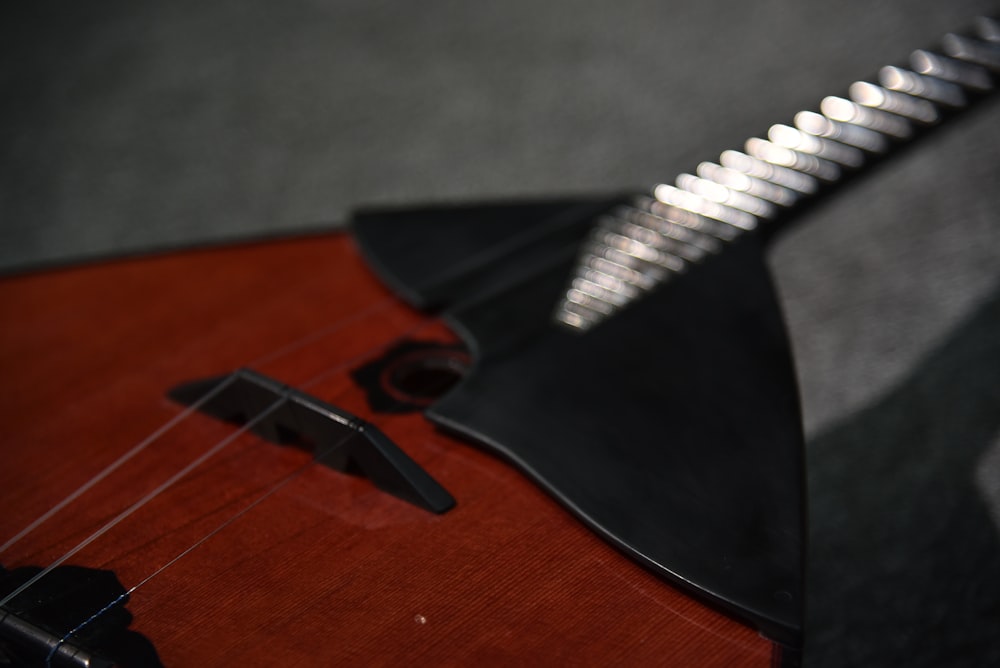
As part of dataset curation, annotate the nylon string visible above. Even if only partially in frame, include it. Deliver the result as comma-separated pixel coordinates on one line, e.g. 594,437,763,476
35,309,445,658
2,294,440,648
0,295,398,555
44,425,359,667
0,375,238,556
0,396,286,610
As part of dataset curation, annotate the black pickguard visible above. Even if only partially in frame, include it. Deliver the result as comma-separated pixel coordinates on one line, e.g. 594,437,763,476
353,199,805,646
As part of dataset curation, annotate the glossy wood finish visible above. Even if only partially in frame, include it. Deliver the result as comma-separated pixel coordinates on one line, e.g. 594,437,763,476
0,234,777,665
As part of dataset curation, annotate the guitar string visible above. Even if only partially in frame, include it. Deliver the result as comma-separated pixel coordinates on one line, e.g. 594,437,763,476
44,425,359,667
295,308,446,393
0,396,286,610
245,296,399,368
40,311,450,661
0,375,237,557
2,306,442,615
36,308,457,658
0,296,397,555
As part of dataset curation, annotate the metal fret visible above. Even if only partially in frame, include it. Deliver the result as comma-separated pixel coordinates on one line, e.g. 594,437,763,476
555,17,998,331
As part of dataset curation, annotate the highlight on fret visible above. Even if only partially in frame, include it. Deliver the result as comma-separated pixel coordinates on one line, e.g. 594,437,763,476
555,16,998,332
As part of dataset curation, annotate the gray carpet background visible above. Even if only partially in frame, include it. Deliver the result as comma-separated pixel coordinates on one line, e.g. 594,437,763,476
3,1,999,665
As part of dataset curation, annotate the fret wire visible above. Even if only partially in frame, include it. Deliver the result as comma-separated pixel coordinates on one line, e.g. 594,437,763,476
556,16,998,330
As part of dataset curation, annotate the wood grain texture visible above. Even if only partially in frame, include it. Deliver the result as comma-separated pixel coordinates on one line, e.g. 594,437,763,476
0,233,776,665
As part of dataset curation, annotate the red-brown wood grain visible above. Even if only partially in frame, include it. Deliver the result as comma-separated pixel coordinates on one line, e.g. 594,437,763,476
0,233,778,665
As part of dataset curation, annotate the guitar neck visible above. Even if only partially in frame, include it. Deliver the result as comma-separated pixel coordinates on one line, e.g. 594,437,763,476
557,16,1000,331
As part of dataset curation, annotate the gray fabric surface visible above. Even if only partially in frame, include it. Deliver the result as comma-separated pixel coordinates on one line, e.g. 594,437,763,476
3,1,999,665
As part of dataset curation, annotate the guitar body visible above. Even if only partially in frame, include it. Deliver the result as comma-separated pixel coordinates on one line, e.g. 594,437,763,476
0,232,782,665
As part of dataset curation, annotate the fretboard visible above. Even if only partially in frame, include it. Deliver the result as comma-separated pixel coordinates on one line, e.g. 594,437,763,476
556,16,999,331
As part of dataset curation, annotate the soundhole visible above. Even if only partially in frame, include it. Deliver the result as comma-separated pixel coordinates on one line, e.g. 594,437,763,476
351,340,470,413
385,351,469,403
